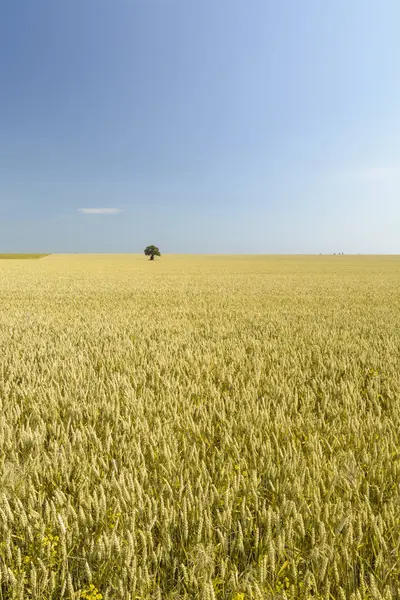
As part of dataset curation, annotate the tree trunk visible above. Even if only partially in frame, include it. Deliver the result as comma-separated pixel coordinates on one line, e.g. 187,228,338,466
150,254,154,260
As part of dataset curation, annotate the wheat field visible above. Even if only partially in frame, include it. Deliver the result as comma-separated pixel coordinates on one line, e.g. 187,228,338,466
0,255,49,260
0,254,399,600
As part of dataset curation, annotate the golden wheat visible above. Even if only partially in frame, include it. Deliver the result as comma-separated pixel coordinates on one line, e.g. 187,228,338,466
0,254,399,599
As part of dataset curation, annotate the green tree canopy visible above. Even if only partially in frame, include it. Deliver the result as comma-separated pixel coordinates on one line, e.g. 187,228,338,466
144,245,161,260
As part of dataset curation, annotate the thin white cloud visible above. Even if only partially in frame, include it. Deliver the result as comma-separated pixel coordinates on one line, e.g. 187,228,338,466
78,208,123,215
351,166,400,181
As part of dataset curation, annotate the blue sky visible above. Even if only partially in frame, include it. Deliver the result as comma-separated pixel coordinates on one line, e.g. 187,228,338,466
1,0,400,253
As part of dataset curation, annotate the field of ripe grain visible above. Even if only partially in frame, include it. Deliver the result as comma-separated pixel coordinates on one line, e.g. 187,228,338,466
0,254,49,260
1,254,400,600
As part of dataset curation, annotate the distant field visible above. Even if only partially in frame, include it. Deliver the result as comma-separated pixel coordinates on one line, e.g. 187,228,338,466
1,254,399,599
0,253,49,259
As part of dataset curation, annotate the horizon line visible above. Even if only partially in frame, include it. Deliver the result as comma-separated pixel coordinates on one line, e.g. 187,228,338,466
2,252,399,257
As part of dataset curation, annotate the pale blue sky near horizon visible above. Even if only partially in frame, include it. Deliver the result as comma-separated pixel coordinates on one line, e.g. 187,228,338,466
1,0,400,254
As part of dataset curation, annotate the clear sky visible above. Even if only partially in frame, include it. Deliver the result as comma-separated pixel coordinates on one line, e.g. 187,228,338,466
1,1,400,254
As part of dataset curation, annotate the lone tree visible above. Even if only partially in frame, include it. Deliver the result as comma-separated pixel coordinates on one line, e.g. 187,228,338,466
144,245,161,261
